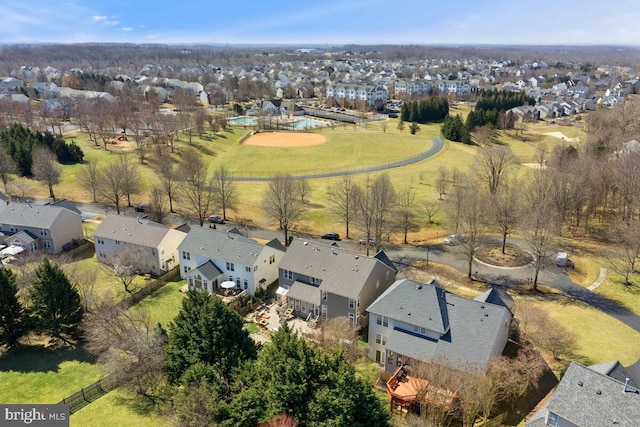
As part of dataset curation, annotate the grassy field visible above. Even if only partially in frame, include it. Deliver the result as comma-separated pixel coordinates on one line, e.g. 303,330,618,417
528,299,640,366
70,389,168,427
132,278,187,328
595,276,640,316
0,344,101,404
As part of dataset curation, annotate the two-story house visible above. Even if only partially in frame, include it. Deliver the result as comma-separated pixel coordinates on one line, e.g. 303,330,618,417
178,227,285,295
277,238,397,327
526,360,640,427
367,279,512,372
94,215,186,276
0,201,83,254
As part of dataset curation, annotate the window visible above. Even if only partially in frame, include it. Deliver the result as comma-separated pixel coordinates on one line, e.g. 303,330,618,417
226,262,235,271
96,237,104,245
377,315,388,327
229,276,233,282
348,312,355,326
116,240,121,245
151,248,156,256
243,279,248,290
546,412,559,427
349,299,355,309
282,270,293,280
236,278,241,286
269,254,275,264
321,290,327,301
254,265,258,272
182,251,190,260
382,335,387,345
321,304,327,319
183,266,189,273
245,266,251,272
43,240,51,249
310,277,319,285
40,228,48,236
375,333,382,344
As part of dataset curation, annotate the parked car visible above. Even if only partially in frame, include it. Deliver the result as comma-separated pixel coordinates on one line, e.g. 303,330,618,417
321,232,341,241
443,233,464,245
359,237,377,246
208,215,225,224
134,204,149,213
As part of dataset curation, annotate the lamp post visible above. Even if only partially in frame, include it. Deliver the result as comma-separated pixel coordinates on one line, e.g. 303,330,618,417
425,244,430,270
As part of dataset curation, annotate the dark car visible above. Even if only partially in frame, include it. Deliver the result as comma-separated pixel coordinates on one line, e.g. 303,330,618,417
321,232,341,241
134,204,149,213
208,215,225,224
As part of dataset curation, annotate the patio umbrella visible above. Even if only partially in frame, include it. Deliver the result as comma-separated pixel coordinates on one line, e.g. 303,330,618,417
221,281,235,289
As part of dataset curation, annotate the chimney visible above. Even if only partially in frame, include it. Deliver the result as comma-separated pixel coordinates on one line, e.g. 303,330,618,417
623,377,630,393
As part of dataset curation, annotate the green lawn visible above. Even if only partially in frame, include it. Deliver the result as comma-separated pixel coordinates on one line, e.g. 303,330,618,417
530,299,640,366
132,278,187,328
0,344,102,404
70,389,168,427
595,277,640,316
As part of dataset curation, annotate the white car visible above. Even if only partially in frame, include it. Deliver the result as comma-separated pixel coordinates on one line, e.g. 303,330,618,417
443,234,464,245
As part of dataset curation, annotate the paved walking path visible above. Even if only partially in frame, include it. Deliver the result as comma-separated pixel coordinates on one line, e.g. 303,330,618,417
587,267,607,291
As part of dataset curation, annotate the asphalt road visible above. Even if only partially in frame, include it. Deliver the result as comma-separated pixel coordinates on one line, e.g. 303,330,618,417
49,197,640,334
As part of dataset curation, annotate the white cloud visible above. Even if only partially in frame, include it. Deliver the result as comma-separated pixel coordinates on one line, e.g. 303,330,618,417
121,27,133,32
91,15,107,21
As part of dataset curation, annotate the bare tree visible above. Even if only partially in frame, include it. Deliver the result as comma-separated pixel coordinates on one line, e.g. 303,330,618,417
435,166,449,200
296,179,311,204
211,165,238,221
6,177,35,201
607,221,640,286
456,187,491,278
63,262,99,313
31,146,61,200
119,154,141,207
78,160,101,203
261,174,306,244
0,146,17,192
472,125,497,147
396,186,419,244
327,176,357,240
370,174,397,251
84,304,167,397
148,185,168,224
520,171,556,292
474,145,517,196
493,179,521,254
154,155,179,213
179,149,215,226
98,160,127,214
516,303,576,360
313,317,363,363
535,142,548,167
107,245,147,294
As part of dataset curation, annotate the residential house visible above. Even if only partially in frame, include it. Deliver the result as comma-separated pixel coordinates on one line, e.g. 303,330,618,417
0,201,83,254
94,215,186,276
277,239,397,327
178,227,285,295
247,99,284,116
325,82,387,111
526,360,640,427
367,279,512,372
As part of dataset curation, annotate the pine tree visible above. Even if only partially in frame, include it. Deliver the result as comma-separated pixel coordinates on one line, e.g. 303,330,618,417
165,290,257,385
0,268,29,348
29,258,83,343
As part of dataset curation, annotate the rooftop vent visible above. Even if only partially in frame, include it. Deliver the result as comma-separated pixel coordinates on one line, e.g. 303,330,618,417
578,381,583,386
596,390,602,395
354,255,359,259
416,284,422,290
304,241,308,245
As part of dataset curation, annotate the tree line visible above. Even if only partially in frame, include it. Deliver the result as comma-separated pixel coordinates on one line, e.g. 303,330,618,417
400,97,449,124
0,123,83,175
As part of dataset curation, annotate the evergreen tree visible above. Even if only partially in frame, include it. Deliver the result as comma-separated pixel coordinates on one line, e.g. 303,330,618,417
0,268,29,348
165,290,257,385
29,258,83,343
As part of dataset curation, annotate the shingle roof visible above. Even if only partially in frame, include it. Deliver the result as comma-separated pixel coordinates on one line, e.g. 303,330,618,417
0,202,77,229
179,227,282,267
279,238,395,300
94,215,170,248
193,260,223,281
286,281,321,306
368,279,511,369
534,361,640,427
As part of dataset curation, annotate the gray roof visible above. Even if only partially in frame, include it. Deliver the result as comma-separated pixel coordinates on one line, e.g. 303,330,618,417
193,260,223,281
0,202,79,229
45,199,82,215
9,230,37,244
368,279,511,369
286,281,321,306
94,215,171,248
279,238,396,300
385,328,438,362
529,361,640,427
179,227,283,267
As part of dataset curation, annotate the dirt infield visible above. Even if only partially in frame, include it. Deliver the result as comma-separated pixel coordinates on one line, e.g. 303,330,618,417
244,132,327,147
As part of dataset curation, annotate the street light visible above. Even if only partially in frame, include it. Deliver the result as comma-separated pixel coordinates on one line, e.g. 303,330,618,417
425,244,430,270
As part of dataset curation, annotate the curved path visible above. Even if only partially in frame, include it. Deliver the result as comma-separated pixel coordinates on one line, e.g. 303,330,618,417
386,239,640,334
228,136,444,181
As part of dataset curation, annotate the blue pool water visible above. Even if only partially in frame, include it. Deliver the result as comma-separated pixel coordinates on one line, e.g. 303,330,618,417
229,116,257,126
290,119,328,129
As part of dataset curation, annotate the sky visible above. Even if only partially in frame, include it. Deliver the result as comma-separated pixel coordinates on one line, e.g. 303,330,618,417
1,0,639,46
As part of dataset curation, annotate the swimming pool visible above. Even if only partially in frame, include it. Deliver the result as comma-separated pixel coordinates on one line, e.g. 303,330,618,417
290,119,328,129
229,116,257,126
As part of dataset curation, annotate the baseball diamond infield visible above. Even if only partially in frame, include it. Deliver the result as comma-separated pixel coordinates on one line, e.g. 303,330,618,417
244,131,327,147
